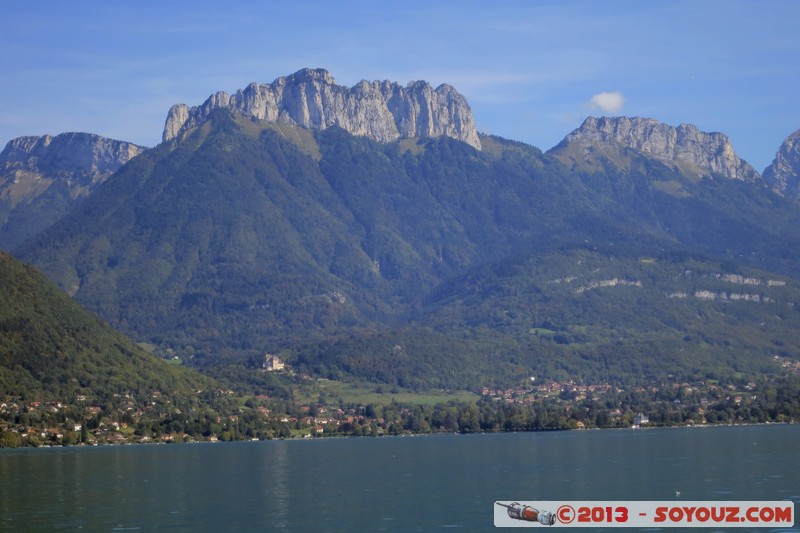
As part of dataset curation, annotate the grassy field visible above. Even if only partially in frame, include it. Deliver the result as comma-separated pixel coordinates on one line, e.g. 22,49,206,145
292,378,478,406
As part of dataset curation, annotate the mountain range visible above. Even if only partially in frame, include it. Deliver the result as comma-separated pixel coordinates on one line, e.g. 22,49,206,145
4,68,800,393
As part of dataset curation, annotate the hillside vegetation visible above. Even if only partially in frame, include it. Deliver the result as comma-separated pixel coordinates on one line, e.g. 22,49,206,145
0,252,214,401
15,111,800,392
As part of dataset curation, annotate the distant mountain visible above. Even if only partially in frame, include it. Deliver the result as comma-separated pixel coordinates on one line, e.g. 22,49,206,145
0,133,145,249
763,128,800,198
550,116,761,182
163,68,481,149
0,251,212,403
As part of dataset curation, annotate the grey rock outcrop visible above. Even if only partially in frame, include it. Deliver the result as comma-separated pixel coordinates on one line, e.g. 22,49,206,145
1,133,144,190
0,132,145,249
551,116,760,182
763,128,800,198
162,68,481,150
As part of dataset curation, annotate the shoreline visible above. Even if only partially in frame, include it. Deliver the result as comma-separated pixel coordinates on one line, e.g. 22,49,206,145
2,419,794,451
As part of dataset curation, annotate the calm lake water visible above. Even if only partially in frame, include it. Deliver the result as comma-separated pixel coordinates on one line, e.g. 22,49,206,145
0,424,798,532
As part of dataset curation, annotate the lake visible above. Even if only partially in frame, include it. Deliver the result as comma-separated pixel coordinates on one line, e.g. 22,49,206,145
1,424,797,532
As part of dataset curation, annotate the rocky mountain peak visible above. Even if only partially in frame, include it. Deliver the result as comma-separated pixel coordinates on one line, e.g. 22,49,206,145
0,132,145,249
762,128,800,198
551,116,760,182
1,132,145,189
162,68,481,149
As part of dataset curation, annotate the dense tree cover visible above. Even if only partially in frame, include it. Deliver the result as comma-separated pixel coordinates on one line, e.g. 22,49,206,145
291,249,800,390
0,252,217,400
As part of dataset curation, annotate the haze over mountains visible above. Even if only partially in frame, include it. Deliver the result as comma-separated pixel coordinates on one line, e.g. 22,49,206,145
4,68,800,391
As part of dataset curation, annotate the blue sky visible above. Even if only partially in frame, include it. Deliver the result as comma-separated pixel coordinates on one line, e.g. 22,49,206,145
2,1,799,171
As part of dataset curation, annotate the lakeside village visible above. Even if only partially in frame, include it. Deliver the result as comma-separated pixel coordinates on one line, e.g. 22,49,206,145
2,355,799,447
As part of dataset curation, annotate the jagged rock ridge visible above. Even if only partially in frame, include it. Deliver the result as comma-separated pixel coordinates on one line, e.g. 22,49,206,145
551,116,760,182
0,132,145,249
1,133,145,200
163,68,481,149
763,128,800,198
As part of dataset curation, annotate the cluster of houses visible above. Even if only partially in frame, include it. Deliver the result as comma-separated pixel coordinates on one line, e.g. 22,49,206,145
0,390,184,446
481,380,616,405
778,357,800,375
479,375,779,428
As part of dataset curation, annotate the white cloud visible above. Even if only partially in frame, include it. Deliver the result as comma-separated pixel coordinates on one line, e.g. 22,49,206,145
589,92,625,113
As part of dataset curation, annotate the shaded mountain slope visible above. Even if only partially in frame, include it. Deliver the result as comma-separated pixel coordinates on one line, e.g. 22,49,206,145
15,110,800,390
17,113,381,360
289,240,800,390
17,111,606,365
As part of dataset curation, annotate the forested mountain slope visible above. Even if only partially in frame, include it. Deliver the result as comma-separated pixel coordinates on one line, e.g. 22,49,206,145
15,110,800,390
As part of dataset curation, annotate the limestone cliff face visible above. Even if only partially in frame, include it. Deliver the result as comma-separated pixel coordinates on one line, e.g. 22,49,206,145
1,133,144,197
163,68,481,149
551,116,760,182
763,128,800,198
0,133,145,248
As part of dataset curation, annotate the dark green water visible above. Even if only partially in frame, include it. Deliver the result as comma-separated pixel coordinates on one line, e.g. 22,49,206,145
1,424,797,532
